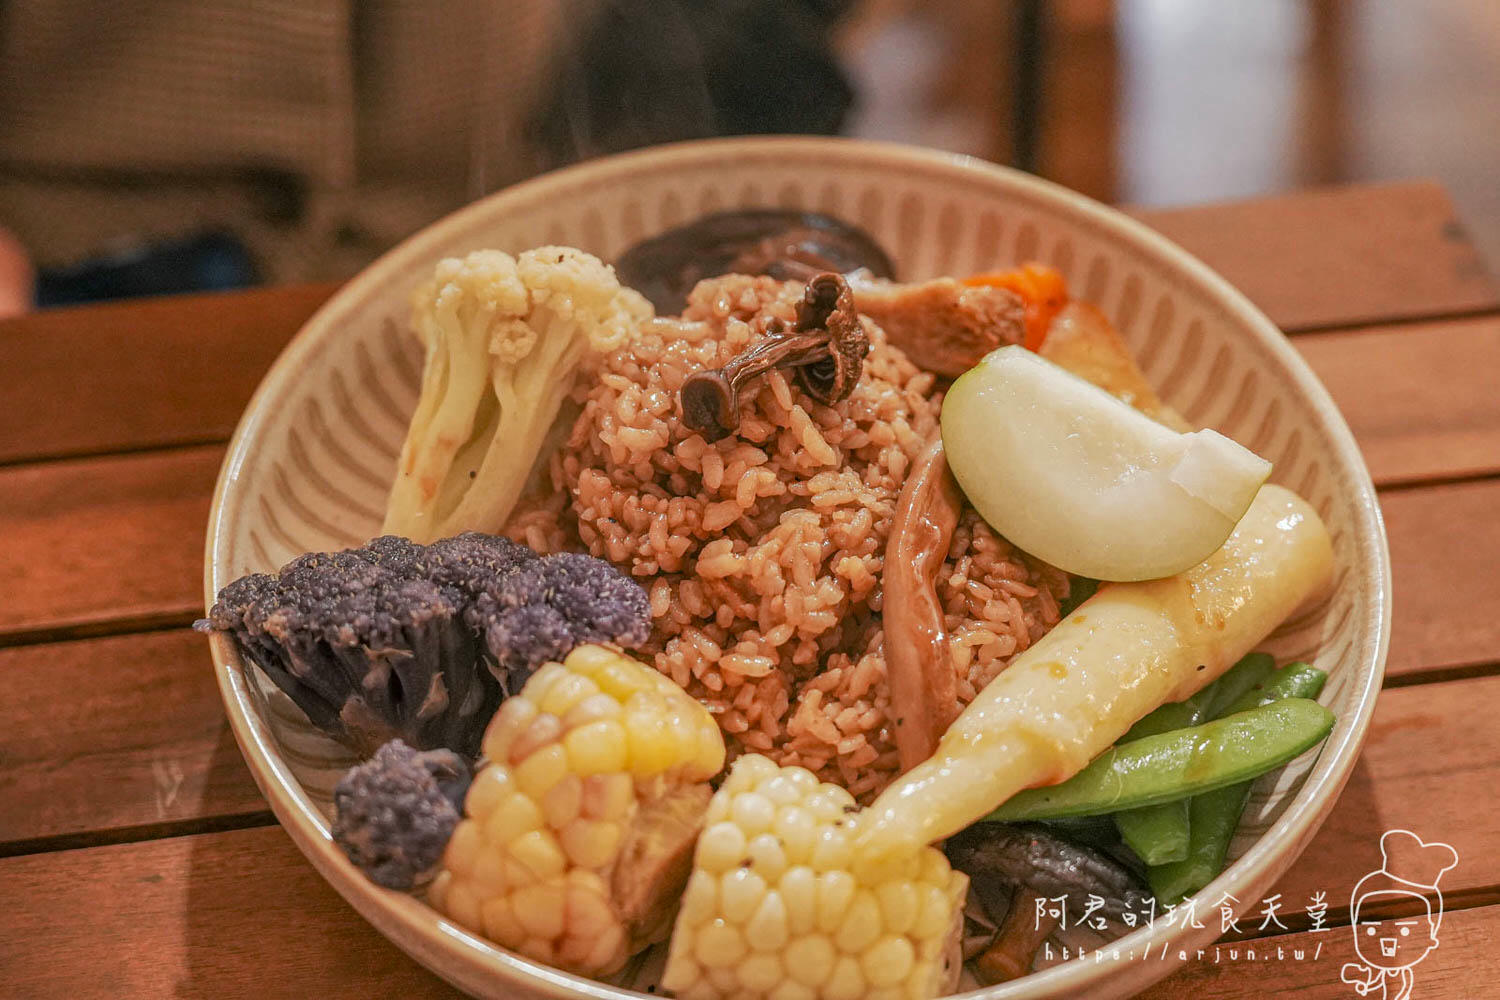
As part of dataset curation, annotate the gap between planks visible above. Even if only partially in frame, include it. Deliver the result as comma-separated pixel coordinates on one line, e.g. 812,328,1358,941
0,182,1492,468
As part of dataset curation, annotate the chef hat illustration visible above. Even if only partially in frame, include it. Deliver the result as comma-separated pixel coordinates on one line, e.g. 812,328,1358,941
1350,830,1459,930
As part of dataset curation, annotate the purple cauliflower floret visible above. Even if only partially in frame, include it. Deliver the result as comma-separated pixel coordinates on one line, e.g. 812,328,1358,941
468,551,652,692
332,739,471,890
197,533,651,757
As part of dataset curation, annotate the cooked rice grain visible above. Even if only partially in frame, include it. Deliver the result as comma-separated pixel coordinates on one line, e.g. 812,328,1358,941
506,274,1073,797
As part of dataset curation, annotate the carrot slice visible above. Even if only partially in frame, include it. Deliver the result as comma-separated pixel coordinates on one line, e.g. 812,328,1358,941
962,263,1069,351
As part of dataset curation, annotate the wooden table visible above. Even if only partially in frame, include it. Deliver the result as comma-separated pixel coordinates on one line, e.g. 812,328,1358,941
2,181,1498,999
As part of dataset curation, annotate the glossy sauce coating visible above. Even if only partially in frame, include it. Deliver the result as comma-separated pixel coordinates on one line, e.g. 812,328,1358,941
883,437,966,772
855,484,1335,861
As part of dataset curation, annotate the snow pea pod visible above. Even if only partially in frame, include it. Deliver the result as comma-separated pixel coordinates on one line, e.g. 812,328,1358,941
1114,652,1279,863
1146,662,1329,902
1122,652,1277,743
1221,660,1327,715
1114,798,1191,865
1147,782,1255,904
987,698,1335,822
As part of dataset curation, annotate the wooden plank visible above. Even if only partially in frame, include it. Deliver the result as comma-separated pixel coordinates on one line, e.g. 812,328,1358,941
1142,901,1500,998
1132,181,1500,332
5,440,1493,678
0,445,220,643
2,623,1494,907
0,826,460,999
0,282,335,465
0,184,1489,468
1,429,1495,681
1381,479,1500,680
1296,315,1500,487
0,630,266,850
1268,674,1500,910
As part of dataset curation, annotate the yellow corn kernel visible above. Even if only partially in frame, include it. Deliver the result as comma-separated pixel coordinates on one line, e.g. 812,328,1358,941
469,846,509,893
739,953,786,993
518,935,555,965
815,870,857,932
809,821,852,871
679,869,719,925
912,882,955,941
518,662,566,706
564,719,629,775
877,880,920,937
784,934,836,987
745,832,789,882
695,919,747,967
834,889,882,953
624,703,675,775
697,821,748,875
780,865,817,934
444,879,484,933
512,880,568,940
507,712,564,765
507,829,567,882
435,645,726,980
730,791,776,835
664,755,965,1000
580,772,634,820
719,866,767,924
823,954,866,1000
561,642,619,676
862,935,916,988
541,774,582,828
482,695,538,763
483,792,542,844
539,669,599,718
558,817,621,870
769,981,816,1000
481,894,524,943
464,764,514,821
594,658,652,701
514,742,569,799
562,691,623,728
744,891,790,951
443,819,484,878
428,870,451,910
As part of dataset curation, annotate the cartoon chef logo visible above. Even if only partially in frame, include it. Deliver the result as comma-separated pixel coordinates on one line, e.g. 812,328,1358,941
1339,830,1458,1000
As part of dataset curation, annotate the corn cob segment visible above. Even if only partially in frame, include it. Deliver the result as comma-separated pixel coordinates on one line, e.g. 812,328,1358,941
431,644,725,975
663,755,968,1000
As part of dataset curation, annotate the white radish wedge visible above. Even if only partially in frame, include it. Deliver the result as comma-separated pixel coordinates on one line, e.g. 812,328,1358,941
940,346,1271,581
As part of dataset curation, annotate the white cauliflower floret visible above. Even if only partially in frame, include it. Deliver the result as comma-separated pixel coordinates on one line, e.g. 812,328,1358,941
384,246,653,541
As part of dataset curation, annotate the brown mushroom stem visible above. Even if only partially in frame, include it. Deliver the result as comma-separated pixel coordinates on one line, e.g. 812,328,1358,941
883,435,965,773
975,888,1059,985
680,273,868,442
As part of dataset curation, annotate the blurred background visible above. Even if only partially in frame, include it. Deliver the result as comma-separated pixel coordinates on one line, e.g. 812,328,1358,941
1,0,1496,313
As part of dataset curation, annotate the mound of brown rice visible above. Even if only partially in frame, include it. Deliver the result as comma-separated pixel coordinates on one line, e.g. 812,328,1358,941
506,274,1073,798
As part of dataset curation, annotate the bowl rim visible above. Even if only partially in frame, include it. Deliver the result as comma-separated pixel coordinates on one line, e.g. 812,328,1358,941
204,135,1391,999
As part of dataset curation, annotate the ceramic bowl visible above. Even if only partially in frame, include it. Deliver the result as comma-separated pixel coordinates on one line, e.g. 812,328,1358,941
204,137,1390,999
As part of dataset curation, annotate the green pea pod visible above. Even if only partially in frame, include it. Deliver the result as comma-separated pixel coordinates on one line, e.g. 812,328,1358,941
1148,782,1255,903
1113,652,1278,866
987,698,1335,822
1145,663,1329,903
1115,798,1191,865
1222,661,1327,715
1122,652,1277,742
